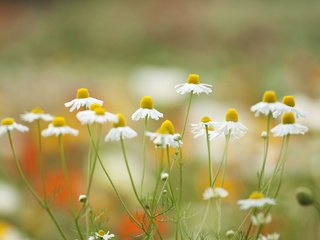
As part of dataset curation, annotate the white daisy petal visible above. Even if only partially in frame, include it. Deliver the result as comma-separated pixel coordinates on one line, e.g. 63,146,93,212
65,88,103,112
105,127,137,142
76,110,118,125
271,123,308,137
0,119,29,137
131,108,163,121
203,187,229,200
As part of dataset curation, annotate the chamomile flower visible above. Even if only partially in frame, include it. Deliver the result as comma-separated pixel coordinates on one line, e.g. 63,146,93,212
271,112,308,137
131,96,163,121
76,105,118,125
237,191,276,210
146,120,182,148
89,229,115,240
272,95,306,118
191,116,221,140
105,114,137,142
202,187,229,200
258,233,280,240
250,91,284,117
175,74,212,95
42,117,79,137
218,109,247,138
0,118,29,136
251,213,272,226
21,107,53,122
64,88,103,112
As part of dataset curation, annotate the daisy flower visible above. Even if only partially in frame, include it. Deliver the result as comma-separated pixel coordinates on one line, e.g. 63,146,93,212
191,116,221,140
76,105,118,125
146,120,182,148
258,233,280,240
64,88,103,112
251,213,272,226
237,191,276,210
105,113,137,142
42,117,79,137
175,73,212,95
202,187,229,200
217,109,247,138
0,118,29,137
131,96,163,121
89,229,115,240
272,95,306,118
21,107,53,123
250,91,285,118
271,112,308,137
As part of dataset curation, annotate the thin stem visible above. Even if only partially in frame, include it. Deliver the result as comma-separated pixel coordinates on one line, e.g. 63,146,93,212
258,113,271,191
195,200,211,239
205,125,212,186
120,136,152,218
220,133,231,187
166,145,176,203
181,92,193,139
141,116,148,197
7,131,67,240
36,120,47,202
58,135,75,214
86,126,144,231
87,124,102,198
216,199,222,236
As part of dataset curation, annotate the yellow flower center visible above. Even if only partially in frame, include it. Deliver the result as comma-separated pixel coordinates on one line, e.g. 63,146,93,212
89,103,102,111
77,88,90,99
156,127,168,134
262,91,277,103
187,74,200,84
1,118,14,125
94,107,106,115
225,109,238,122
249,191,265,199
98,230,105,236
113,113,126,128
282,96,295,107
282,112,295,124
52,117,66,127
31,107,44,114
140,96,154,109
160,120,175,134
201,116,212,123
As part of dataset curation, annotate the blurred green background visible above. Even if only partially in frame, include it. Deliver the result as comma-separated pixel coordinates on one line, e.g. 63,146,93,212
0,0,320,239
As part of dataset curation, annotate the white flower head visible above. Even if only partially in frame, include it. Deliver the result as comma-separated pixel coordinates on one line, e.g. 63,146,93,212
238,191,276,210
258,233,280,240
21,107,54,123
131,96,163,121
161,172,169,181
218,109,247,139
105,113,137,142
146,120,182,148
251,213,272,226
273,95,306,119
261,131,268,138
191,116,222,140
175,73,212,95
0,118,29,137
42,117,79,137
203,187,229,200
76,104,118,125
93,229,115,240
65,88,103,112
271,112,308,137
250,91,285,118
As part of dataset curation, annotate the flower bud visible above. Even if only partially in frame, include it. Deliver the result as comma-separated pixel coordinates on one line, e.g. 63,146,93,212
226,230,235,239
161,172,169,181
296,187,314,206
79,194,87,203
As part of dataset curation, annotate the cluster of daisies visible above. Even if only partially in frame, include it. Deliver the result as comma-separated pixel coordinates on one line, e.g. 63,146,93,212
0,74,308,240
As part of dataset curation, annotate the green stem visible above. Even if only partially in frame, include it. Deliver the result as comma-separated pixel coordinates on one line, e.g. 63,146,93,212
86,126,144,231
205,125,212,186
36,120,47,202
195,200,211,239
258,113,271,191
141,116,149,197
220,133,231,187
216,198,222,236
7,131,68,240
181,91,193,139
166,145,176,203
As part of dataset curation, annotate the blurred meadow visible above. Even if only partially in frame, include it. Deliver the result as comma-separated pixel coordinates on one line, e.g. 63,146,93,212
1,0,320,239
